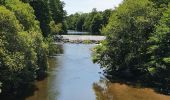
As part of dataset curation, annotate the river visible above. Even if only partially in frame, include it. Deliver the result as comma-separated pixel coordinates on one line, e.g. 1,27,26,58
67,30,89,35
26,44,170,100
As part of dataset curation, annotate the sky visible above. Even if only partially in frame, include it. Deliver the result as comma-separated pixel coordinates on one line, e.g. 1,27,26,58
61,0,123,15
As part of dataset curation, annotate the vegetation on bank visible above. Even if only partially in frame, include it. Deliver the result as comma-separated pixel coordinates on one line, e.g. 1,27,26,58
66,8,112,35
93,0,170,93
1,0,170,98
0,0,65,98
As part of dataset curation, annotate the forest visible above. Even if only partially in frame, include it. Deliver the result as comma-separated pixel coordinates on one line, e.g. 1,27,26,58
0,0,66,98
92,0,170,93
66,8,112,35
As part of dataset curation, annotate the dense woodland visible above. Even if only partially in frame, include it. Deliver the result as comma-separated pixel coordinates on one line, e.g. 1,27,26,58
0,0,66,98
66,8,112,35
93,0,170,93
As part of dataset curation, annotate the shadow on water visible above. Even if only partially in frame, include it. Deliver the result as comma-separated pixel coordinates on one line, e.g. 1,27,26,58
93,74,170,100
106,71,170,95
2,43,170,100
0,72,50,100
24,50,63,100
0,84,38,100
0,45,64,100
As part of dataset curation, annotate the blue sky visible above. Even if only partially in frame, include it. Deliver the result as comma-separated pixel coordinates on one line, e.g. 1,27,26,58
61,0,123,15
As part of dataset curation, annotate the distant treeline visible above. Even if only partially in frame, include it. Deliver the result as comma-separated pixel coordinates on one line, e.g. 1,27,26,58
0,0,65,98
93,0,170,93
66,8,112,35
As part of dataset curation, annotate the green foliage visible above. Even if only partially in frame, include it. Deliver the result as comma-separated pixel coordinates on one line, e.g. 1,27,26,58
29,0,52,37
20,0,66,36
83,8,98,32
66,13,81,30
5,0,41,32
147,4,170,81
0,0,53,97
44,37,61,55
49,0,64,23
0,0,64,97
150,0,169,7
76,14,85,31
49,21,62,35
90,13,103,34
83,40,93,44
83,13,92,31
4,0,48,79
0,5,37,95
92,42,107,66
61,20,68,34
49,0,67,34
93,0,158,77
66,9,112,35
0,0,5,5
102,9,112,26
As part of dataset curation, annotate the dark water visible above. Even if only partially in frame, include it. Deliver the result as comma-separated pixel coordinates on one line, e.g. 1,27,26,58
26,44,170,100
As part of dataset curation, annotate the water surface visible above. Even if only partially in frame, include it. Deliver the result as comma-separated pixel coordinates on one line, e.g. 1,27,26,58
26,44,170,100
26,44,102,100
67,30,89,35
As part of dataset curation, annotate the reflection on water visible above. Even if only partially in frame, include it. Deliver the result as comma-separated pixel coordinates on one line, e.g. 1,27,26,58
26,44,170,100
26,57,60,100
26,44,102,100
67,30,89,35
93,79,170,100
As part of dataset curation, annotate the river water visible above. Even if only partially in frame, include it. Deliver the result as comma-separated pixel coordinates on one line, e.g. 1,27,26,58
67,30,89,35
26,44,170,100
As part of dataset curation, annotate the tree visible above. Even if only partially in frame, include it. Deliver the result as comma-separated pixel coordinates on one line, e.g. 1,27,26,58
90,13,103,34
83,8,98,32
49,0,64,23
147,4,170,83
0,0,5,5
49,0,67,34
102,9,112,26
66,13,81,30
93,0,158,78
29,0,52,37
76,15,85,31
66,8,112,34
0,0,49,97
150,0,169,7
4,0,48,78
0,5,37,96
